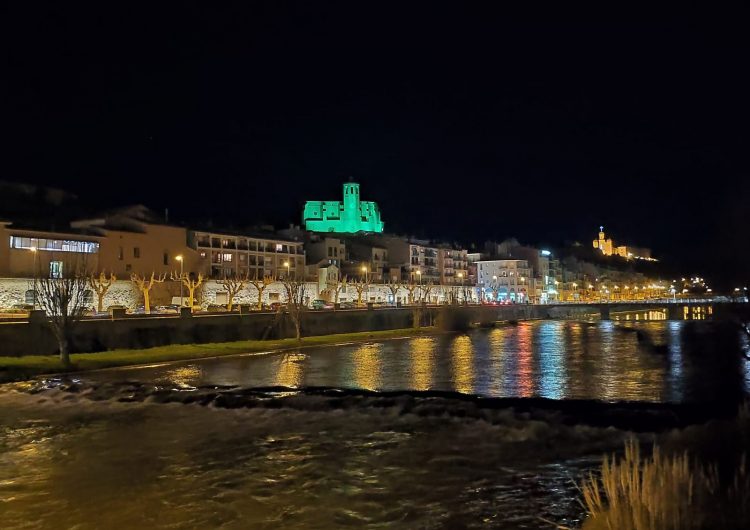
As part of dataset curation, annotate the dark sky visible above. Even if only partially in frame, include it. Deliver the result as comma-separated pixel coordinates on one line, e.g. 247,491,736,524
3,5,749,286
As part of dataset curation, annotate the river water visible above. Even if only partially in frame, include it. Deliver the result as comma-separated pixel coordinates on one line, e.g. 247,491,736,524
1,320,748,529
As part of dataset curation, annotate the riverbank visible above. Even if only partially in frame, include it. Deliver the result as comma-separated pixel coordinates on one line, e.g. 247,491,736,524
0,327,440,383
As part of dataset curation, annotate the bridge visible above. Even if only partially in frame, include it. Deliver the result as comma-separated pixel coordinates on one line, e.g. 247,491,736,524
537,299,741,321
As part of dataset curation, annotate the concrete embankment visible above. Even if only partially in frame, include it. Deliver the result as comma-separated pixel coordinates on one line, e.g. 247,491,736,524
0,305,557,357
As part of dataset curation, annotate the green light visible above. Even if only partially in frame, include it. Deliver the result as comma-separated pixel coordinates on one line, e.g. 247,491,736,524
303,182,384,233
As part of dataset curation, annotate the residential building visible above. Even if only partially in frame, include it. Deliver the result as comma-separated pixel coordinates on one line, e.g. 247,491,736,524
302,182,384,233
305,236,347,269
346,239,388,282
72,206,198,277
379,236,440,283
189,229,305,279
438,247,469,285
476,259,534,302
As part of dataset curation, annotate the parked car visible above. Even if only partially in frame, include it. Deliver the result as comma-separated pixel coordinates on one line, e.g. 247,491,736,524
207,304,228,312
311,299,334,310
338,301,357,309
156,304,181,314
10,303,34,313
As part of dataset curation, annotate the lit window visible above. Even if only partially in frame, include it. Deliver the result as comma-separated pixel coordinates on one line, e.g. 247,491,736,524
10,236,99,254
222,253,233,262
275,243,283,252
49,261,63,278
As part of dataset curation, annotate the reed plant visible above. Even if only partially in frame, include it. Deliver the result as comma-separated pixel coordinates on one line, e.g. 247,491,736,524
581,438,749,530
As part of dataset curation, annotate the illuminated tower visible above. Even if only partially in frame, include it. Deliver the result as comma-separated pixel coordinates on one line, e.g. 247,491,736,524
342,182,360,226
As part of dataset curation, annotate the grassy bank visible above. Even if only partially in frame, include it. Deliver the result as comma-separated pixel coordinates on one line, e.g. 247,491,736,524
0,328,438,383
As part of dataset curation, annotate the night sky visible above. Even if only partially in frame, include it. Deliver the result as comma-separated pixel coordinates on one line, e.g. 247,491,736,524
3,5,749,286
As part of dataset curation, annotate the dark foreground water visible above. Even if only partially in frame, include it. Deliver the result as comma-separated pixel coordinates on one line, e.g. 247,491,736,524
0,320,747,529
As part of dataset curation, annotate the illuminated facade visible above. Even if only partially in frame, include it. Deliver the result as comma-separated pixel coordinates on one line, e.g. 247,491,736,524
303,182,384,234
593,226,655,261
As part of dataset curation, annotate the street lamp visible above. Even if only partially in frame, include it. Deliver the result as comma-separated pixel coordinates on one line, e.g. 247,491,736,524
492,275,497,302
175,255,184,307
361,265,368,282
284,261,290,279
30,247,38,309
572,282,577,301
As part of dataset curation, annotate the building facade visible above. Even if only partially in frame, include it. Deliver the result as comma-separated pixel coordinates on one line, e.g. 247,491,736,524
189,230,305,279
476,259,533,302
302,182,384,233
593,226,654,261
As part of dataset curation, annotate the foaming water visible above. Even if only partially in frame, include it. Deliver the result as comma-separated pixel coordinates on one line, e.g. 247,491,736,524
0,386,638,530
0,320,746,529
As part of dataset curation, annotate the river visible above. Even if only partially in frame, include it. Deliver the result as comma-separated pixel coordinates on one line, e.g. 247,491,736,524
1,320,747,529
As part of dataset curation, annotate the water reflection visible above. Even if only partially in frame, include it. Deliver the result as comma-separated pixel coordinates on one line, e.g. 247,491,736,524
274,352,306,388
450,335,474,394
84,321,749,404
536,322,566,400
349,343,383,391
409,337,435,391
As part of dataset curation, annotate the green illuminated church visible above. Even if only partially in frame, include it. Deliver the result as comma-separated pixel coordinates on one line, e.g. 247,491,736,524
303,182,384,233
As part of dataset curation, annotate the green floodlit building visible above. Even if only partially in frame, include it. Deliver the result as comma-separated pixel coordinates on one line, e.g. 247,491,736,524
303,182,384,233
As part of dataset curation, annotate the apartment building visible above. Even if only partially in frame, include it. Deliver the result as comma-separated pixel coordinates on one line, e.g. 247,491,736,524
189,230,305,279
476,259,534,302
438,247,469,285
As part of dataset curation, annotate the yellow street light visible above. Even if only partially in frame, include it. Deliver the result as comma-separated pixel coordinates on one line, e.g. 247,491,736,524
175,255,184,307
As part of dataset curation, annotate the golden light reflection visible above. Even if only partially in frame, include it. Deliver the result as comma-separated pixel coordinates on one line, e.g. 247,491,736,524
274,353,305,388
513,324,534,397
164,365,202,387
409,337,435,391
350,343,383,391
451,335,474,394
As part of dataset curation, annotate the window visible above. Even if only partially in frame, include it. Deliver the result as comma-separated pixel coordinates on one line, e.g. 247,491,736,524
222,253,233,262
49,261,63,278
328,247,333,257
118,246,124,260
133,247,140,258
163,252,169,266
10,236,99,254
275,243,283,252
200,251,207,258
25,290,37,305
125,264,132,272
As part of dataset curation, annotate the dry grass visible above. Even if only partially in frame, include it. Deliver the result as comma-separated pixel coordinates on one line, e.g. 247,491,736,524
581,438,750,530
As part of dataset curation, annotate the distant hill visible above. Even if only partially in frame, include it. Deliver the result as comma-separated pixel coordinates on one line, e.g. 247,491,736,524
0,181,94,230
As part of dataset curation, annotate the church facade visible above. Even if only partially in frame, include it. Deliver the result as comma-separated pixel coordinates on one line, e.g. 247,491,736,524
303,182,384,233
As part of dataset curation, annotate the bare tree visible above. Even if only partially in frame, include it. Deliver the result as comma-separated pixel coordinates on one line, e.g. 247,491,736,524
386,278,402,306
248,272,275,310
352,278,371,306
420,281,435,304
131,272,166,313
217,273,248,311
171,271,205,309
334,274,348,305
403,281,419,305
35,258,90,365
89,271,116,312
281,275,307,341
